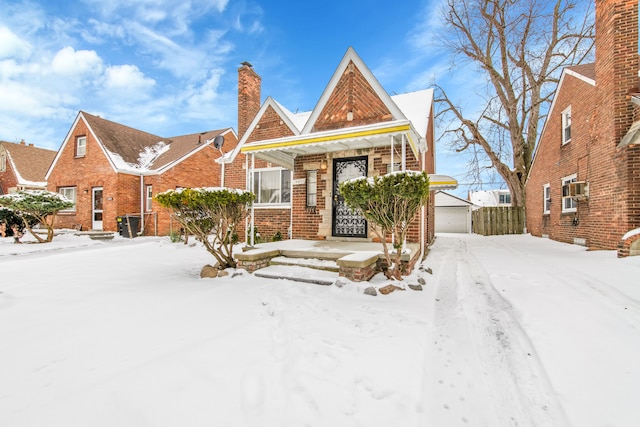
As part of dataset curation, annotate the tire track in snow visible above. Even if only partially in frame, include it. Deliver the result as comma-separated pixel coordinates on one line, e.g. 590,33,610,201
420,236,568,427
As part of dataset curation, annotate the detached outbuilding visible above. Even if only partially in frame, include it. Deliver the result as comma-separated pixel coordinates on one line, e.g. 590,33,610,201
434,191,474,234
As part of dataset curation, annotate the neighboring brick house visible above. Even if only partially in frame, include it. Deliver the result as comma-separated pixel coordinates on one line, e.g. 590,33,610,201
46,111,237,234
0,140,56,194
222,47,451,254
526,0,640,256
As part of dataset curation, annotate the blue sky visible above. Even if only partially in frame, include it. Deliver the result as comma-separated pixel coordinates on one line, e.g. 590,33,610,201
0,0,494,195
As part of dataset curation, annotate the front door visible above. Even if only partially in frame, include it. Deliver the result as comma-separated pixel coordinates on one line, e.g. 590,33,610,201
332,156,368,238
92,187,103,230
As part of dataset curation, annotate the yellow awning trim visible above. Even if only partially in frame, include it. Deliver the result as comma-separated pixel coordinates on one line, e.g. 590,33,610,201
241,124,412,153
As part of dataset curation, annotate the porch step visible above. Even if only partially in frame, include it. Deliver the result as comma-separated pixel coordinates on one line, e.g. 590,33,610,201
75,231,115,240
254,265,338,286
269,255,340,272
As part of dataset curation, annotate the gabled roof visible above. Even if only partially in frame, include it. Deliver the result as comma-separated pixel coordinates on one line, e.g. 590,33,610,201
435,191,474,207
232,47,433,169
301,47,406,134
1,140,56,187
47,111,234,177
565,63,596,84
528,63,596,177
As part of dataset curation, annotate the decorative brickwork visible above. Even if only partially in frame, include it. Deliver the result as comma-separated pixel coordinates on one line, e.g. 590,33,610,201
313,61,393,132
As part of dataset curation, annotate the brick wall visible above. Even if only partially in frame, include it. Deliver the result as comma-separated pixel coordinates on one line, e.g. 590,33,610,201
48,119,118,231
238,63,261,141
313,61,393,132
0,145,18,194
527,0,640,250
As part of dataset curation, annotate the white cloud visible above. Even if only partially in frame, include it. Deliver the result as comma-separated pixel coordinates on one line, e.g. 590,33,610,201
0,26,32,59
51,46,104,78
104,64,155,92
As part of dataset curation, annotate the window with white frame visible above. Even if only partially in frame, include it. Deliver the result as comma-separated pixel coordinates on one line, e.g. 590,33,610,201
145,185,153,211
306,170,317,207
543,184,551,214
76,136,87,157
253,168,291,205
0,152,6,171
561,106,572,144
58,187,77,211
561,174,577,212
498,192,511,205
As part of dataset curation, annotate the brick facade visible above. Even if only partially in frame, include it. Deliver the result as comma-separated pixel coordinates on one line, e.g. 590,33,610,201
235,48,436,250
526,0,640,252
48,115,238,235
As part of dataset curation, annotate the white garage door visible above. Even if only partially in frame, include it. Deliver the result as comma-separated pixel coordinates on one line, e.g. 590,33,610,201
435,206,470,233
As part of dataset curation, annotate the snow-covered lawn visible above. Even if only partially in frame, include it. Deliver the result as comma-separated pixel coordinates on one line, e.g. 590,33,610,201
1,233,639,426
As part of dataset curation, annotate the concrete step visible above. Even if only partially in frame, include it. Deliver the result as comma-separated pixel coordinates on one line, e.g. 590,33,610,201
254,265,338,286
269,255,340,272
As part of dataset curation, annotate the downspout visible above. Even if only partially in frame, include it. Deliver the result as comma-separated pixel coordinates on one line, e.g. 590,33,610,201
139,174,144,236
220,162,225,187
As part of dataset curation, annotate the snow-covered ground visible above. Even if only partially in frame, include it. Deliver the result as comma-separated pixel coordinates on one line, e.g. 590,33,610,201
1,232,639,426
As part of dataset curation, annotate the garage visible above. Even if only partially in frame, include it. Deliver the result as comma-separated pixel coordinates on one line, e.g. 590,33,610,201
435,191,474,233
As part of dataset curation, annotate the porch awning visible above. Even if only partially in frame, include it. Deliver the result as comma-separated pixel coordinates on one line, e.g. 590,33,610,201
428,174,458,190
240,120,425,169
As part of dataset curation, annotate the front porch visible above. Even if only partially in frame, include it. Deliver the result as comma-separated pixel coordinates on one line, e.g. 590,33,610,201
234,239,422,283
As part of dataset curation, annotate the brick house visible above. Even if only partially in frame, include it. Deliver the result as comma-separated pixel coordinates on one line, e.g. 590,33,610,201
0,140,56,194
46,111,237,235
525,0,640,256
222,47,451,255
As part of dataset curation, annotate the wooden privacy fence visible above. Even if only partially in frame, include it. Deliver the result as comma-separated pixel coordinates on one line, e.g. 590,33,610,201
472,207,525,236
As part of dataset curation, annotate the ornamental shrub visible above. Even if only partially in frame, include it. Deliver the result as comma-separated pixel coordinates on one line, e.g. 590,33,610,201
155,187,254,269
339,171,430,280
0,190,73,243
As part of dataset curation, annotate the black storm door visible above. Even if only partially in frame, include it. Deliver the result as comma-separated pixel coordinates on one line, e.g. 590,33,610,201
332,156,368,238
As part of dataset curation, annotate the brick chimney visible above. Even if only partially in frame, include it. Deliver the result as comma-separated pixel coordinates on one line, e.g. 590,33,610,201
238,62,261,141
595,0,639,141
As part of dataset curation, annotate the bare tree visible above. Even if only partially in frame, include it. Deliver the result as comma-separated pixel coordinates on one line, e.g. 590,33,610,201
436,0,594,207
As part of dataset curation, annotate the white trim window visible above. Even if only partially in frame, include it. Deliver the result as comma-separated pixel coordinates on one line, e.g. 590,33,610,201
543,183,551,214
0,152,6,171
76,136,87,157
145,185,153,211
253,168,291,206
561,174,577,212
561,106,572,145
306,170,317,207
58,187,77,211
498,192,511,205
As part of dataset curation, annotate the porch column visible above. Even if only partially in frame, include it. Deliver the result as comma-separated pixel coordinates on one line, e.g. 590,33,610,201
401,133,406,171
390,135,395,172
250,153,255,247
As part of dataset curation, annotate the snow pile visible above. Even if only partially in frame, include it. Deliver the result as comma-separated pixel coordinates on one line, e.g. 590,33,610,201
1,233,639,426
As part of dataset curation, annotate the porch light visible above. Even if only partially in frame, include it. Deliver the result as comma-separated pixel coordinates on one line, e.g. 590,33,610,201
320,160,327,171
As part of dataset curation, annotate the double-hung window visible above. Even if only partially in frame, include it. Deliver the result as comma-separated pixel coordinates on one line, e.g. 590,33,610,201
0,152,6,171
253,168,291,206
543,184,551,214
561,106,572,145
76,136,87,157
561,174,577,213
145,185,153,211
58,187,77,211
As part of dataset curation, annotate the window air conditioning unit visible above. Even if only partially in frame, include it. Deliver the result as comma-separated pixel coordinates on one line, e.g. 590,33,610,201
569,181,589,199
